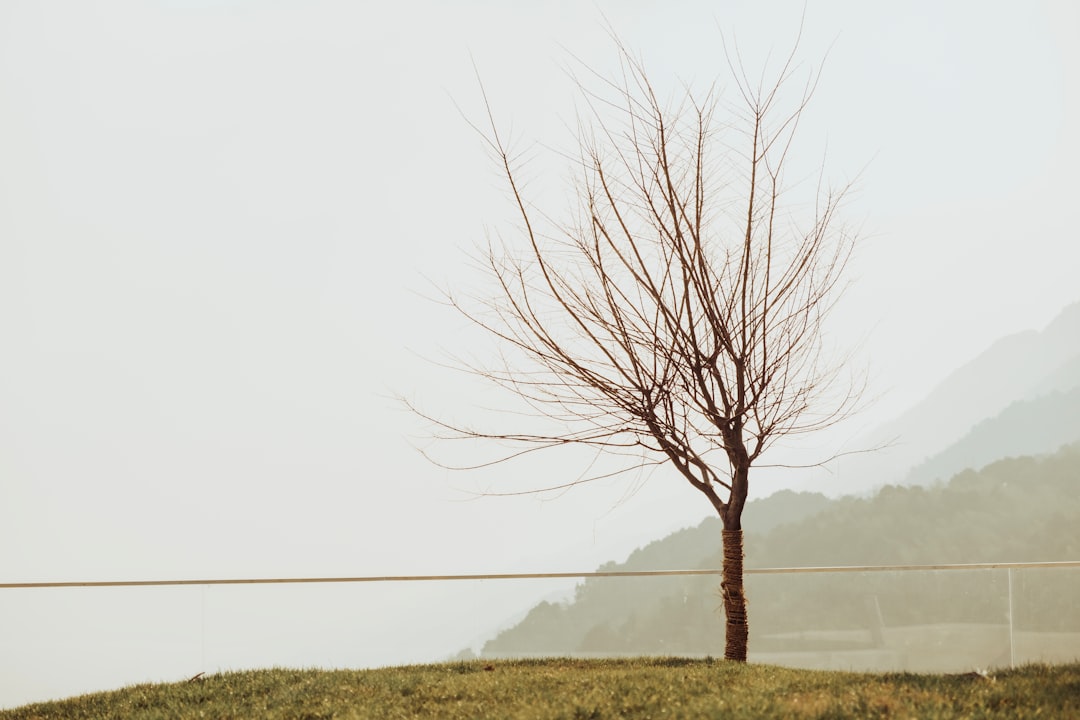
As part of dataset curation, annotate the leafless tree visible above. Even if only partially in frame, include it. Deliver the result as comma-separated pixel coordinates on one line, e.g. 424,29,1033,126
421,37,861,662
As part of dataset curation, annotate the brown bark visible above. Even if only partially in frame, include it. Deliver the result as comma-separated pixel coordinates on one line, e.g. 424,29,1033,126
721,528,748,661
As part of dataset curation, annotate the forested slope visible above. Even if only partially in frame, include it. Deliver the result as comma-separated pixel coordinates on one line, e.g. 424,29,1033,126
480,442,1080,657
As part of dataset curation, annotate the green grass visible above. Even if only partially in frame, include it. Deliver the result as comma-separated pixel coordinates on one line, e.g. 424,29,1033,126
4,658,1079,719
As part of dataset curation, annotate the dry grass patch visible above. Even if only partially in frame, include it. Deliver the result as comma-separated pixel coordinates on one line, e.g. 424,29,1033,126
2,658,1078,719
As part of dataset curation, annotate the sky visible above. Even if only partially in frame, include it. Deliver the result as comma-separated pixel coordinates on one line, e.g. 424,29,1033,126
2,0,1079,708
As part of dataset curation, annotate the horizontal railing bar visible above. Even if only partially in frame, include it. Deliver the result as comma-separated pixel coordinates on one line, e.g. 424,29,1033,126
3,561,1079,589
1,570,721,589
745,560,1080,574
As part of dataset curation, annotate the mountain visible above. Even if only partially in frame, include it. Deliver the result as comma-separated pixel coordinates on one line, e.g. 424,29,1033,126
827,300,1080,495
468,301,1080,667
906,385,1080,486
478,441,1080,659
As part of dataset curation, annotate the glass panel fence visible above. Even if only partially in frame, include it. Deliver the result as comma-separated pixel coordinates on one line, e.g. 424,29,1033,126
2,565,1078,709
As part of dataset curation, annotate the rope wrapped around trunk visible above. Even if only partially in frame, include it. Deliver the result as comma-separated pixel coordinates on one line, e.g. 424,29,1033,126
721,529,748,661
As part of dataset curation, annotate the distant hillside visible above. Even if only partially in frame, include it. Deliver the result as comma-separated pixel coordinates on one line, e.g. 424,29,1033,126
827,300,1080,495
1028,351,1080,397
479,442,1080,657
475,489,831,656
596,489,833,574
748,444,1080,568
906,386,1080,486
473,301,1080,659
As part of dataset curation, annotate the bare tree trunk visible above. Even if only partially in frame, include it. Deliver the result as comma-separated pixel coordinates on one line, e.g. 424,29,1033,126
721,528,748,661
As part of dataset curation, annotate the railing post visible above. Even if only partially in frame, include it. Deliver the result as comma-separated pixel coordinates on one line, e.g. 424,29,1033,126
1007,568,1015,669
201,584,207,671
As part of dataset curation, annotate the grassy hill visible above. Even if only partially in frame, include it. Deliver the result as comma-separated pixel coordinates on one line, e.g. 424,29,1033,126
3,660,1079,720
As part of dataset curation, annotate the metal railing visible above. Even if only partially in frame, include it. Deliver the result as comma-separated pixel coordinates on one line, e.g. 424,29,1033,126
5,560,1079,589
2,560,1079,710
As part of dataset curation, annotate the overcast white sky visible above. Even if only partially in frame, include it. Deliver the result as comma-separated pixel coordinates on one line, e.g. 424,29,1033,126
2,0,1079,708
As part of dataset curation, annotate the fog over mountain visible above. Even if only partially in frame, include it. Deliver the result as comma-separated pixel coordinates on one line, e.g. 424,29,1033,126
824,301,1080,496
906,385,1080,487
